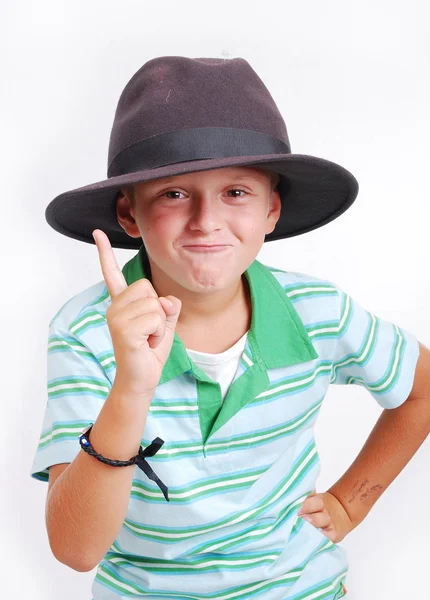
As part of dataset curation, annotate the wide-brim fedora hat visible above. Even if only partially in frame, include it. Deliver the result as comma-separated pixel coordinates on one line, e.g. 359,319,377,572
45,55,359,250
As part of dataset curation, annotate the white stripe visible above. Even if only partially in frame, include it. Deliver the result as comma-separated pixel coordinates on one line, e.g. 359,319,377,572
48,381,108,393
371,324,402,392
287,285,335,298
158,442,203,456
339,293,352,330
333,314,377,371
203,496,306,553
99,356,115,368
48,340,86,352
257,364,331,398
208,403,320,451
133,472,261,499
242,353,253,367
149,404,199,413
40,425,83,445
203,521,275,553
300,574,346,600
70,313,103,333
308,325,338,337
96,569,140,595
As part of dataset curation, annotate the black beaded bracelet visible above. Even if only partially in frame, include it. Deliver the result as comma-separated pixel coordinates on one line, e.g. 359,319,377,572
79,424,169,502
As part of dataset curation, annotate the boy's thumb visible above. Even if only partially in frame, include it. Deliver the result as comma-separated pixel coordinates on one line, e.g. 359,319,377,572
162,296,182,326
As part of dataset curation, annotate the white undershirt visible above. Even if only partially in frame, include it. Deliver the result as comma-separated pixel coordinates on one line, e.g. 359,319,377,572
185,331,249,401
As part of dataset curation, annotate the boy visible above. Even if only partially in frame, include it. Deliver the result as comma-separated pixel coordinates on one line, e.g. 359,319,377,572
31,56,430,600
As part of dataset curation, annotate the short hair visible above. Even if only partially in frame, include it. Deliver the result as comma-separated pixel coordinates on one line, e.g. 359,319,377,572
269,170,281,191
124,169,280,206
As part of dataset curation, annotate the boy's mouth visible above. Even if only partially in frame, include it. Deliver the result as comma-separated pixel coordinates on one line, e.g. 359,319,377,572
183,245,231,253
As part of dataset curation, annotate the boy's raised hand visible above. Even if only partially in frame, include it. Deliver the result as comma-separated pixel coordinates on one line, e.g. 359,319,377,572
92,229,182,398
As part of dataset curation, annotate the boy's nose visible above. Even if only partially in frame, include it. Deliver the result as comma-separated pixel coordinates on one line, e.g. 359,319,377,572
188,194,225,232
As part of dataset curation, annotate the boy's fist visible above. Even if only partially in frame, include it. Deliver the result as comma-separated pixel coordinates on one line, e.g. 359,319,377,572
298,489,354,543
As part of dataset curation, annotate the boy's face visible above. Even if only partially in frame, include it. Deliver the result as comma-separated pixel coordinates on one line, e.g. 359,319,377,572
116,166,281,294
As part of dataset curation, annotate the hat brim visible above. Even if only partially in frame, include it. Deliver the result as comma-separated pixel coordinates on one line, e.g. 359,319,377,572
45,153,358,249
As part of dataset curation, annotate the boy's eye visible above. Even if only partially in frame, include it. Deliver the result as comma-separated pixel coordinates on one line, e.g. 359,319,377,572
162,188,248,199
162,191,185,199
227,188,248,198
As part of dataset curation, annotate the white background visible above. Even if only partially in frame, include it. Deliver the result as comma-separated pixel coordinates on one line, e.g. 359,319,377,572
3,0,429,598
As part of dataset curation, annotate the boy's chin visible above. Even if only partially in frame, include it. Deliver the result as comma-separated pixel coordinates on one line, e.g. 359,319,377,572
180,270,242,293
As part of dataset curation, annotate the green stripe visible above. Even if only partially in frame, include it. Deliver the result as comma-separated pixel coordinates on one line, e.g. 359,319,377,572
149,398,199,417
349,324,405,393
88,287,110,306
337,292,354,337
260,363,332,401
331,313,380,383
37,421,91,449
47,376,110,398
97,351,116,369
47,340,96,362
307,321,339,341
365,324,404,392
69,311,106,334
286,284,338,301
149,407,198,416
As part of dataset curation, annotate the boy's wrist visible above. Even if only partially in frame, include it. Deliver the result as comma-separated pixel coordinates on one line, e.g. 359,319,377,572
323,491,358,539
110,377,155,404
325,485,369,531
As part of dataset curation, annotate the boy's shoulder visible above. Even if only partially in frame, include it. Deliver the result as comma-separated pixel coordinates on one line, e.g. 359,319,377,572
262,262,339,293
260,262,342,320
49,279,110,335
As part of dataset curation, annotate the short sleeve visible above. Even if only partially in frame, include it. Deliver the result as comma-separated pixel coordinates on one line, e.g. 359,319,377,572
330,285,420,409
30,322,112,482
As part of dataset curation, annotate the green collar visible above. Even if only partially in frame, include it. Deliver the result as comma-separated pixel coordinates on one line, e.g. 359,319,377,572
122,245,318,385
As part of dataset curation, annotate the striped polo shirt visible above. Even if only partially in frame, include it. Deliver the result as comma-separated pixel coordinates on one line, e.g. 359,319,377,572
30,245,419,600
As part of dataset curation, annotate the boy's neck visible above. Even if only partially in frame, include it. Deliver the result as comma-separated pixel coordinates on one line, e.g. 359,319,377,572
175,276,252,353
177,276,249,323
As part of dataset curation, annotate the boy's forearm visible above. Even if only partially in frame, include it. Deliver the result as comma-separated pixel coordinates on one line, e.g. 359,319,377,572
46,383,154,572
327,396,430,529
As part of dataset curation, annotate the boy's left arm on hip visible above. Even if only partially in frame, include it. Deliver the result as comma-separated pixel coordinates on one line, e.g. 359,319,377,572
327,342,430,529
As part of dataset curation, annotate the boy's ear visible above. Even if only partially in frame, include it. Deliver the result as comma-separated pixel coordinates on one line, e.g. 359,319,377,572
116,189,141,238
265,189,282,235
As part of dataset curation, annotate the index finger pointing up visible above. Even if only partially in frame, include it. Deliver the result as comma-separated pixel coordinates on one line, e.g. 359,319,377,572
92,229,128,299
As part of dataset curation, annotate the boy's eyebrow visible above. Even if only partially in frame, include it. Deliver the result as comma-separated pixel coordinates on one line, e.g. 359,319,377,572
232,174,266,182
